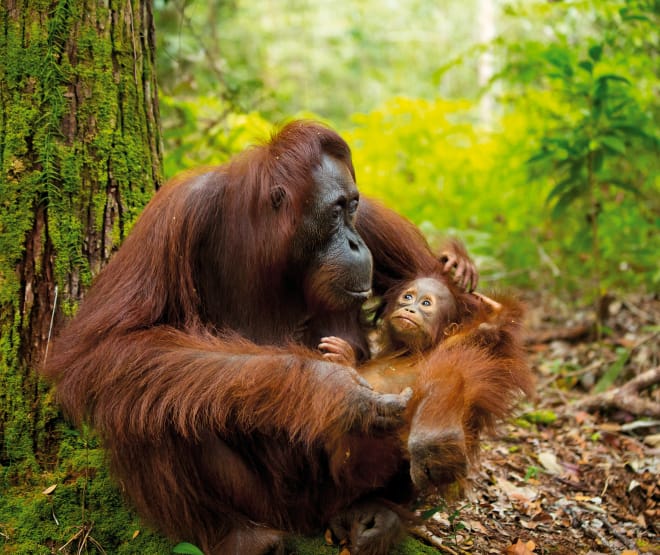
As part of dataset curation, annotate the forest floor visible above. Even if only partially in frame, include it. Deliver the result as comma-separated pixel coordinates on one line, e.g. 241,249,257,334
416,292,659,555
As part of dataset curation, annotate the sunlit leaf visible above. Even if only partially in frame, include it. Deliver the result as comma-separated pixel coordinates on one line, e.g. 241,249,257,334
523,410,558,425
598,135,626,155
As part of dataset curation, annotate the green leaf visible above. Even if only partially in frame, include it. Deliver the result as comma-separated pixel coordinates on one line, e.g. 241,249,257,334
543,47,573,76
596,74,631,86
599,135,626,155
173,543,205,555
593,149,604,172
421,506,442,519
607,180,642,196
546,176,581,204
588,44,602,62
609,123,656,143
593,348,630,393
551,184,586,218
527,149,554,164
621,12,651,22
523,410,558,425
578,60,593,74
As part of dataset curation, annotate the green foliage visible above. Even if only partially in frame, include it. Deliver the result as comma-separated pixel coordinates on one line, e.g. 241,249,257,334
498,0,659,297
154,0,485,126
0,427,172,554
344,96,551,289
160,95,273,177
524,465,540,481
156,0,657,300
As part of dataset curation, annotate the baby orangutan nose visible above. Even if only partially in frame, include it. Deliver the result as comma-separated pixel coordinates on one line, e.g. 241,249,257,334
408,427,468,493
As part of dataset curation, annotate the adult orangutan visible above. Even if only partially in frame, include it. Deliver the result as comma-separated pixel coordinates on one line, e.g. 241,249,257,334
43,120,477,555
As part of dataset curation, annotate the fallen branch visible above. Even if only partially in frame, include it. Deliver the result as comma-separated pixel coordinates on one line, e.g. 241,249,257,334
525,323,593,345
575,366,660,417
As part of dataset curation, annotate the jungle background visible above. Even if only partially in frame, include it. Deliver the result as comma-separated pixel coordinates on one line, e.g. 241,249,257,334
0,0,658,554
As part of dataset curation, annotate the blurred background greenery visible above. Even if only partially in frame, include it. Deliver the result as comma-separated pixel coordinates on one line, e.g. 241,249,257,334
155,0,659,302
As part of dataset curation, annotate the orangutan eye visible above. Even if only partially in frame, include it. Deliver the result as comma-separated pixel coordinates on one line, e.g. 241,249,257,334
403,293,413,301
422,299,432,306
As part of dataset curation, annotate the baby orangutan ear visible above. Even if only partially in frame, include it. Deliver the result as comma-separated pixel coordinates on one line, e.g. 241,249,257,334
271,185,286,209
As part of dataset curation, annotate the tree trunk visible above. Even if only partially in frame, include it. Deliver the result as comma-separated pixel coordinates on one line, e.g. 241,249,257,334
0,0,162,476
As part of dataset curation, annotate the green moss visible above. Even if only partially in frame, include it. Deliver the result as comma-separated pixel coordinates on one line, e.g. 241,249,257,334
3,432,438,554
1,436,172,553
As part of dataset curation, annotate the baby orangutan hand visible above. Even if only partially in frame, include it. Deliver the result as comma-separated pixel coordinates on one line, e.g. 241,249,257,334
319,335,357,367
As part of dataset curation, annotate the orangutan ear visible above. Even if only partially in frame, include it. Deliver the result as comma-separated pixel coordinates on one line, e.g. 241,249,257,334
270,186,286,209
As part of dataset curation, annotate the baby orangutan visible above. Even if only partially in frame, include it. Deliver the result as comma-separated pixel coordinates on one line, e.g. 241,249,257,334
319,275,533,495
320,276,458,364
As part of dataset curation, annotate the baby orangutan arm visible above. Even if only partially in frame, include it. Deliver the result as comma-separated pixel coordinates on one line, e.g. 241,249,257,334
319,336,358,367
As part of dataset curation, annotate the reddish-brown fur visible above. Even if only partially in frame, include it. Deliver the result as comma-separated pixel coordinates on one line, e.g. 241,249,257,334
405,292,534,491
359,287,534,494
43,121,467,554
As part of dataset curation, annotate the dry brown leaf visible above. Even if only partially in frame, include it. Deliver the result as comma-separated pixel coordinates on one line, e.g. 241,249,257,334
131,530,140,539
505,538,537,554
497,477,538,504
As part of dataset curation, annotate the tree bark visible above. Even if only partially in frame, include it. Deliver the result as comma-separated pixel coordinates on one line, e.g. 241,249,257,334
0,0,162,475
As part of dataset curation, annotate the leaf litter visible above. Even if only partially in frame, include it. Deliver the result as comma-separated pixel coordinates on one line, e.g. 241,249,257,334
414,292,659,555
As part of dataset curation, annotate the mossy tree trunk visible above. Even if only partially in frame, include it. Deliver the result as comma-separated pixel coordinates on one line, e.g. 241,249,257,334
0,0,162,479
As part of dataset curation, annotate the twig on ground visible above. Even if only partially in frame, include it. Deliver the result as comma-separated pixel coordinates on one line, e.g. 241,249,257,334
576,366,660,417
410,526,463,555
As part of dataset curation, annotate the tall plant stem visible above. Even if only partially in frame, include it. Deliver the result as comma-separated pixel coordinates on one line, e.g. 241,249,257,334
587,148,602,338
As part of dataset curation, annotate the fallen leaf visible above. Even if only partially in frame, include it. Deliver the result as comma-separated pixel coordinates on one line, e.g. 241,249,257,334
497,477,538,504
574,411,591,425
132,530,140,539
643,434,660,448
538,451,563,475
42,484,57,495
505,538,537,554
468,519,488,534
